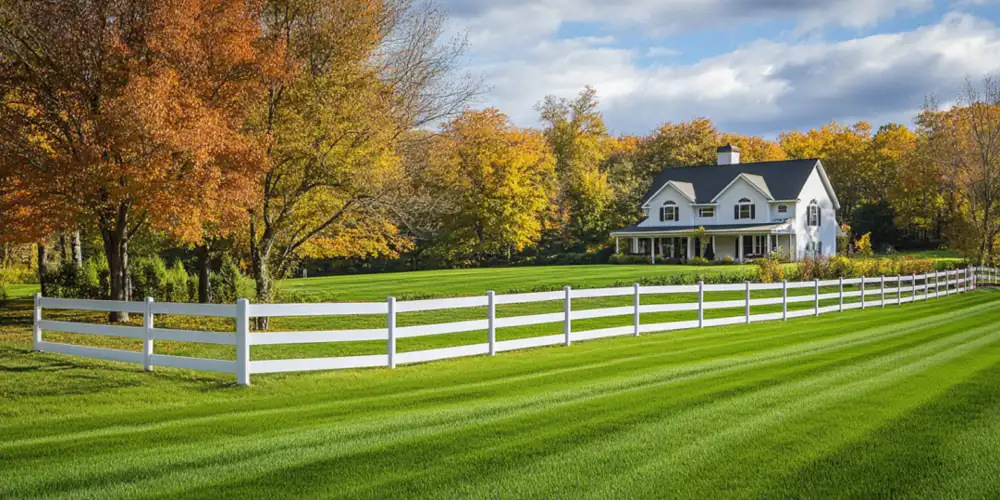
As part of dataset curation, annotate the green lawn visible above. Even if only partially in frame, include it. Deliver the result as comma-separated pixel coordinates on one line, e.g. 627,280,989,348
278,264,756,301
1,288,999,498
1,283,40,300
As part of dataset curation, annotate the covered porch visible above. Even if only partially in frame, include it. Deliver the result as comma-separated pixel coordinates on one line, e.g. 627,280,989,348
611,224,795,263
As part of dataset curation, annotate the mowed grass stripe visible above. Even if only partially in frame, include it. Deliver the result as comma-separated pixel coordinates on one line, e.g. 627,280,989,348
0,291,998,498
2,291,990,450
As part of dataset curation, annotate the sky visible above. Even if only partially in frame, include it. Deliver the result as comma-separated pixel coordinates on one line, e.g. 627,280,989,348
439,0,1000,138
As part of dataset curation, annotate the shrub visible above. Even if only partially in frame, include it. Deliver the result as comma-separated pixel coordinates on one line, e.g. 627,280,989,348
131,256,168,301
854,232,874,258
609,254,650,265
754,255,784,283
163,260,189,302
688,256,710,266
211,255,255,303
713,256,735,265
212,255,241,304
0,264,36,285
48,256,107,299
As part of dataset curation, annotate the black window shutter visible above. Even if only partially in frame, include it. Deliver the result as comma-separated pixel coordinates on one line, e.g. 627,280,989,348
751,205,756,220
734,205,739,219
817,208,821,226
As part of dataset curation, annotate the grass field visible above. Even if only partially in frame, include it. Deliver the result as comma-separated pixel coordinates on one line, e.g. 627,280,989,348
2,264,754,301
1,286,999,498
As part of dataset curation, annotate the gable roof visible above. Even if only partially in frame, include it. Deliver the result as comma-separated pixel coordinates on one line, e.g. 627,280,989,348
710,173,773,203
643,180,696,206
640,158,821,206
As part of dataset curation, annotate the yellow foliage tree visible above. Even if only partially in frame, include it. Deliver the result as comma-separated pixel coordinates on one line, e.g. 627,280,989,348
428,109,556,262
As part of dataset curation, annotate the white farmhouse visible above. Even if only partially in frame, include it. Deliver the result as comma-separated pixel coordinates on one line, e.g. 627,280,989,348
610,144,840,262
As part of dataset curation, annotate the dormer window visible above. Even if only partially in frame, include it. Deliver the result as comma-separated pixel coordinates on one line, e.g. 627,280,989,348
777,205,788,214
735,198,755,220
807,200,820,227
659,201,678,222
698,207,715,218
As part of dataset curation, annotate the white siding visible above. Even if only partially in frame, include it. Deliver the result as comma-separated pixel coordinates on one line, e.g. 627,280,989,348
770,202,795,222
714,177,768,225
639,184,694,227
794,166,837,259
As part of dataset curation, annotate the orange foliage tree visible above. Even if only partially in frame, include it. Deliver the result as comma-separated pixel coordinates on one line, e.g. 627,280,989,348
0,0,266,319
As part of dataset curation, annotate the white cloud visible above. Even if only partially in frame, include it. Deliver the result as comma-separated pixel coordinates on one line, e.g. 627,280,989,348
465,12,1000,136
443,0,933,49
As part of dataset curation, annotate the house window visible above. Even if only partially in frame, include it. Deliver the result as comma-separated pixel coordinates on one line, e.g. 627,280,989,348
698,207,715,218
735,198,755,220
659,201,678,222
777,205,788,214
807,200,820,227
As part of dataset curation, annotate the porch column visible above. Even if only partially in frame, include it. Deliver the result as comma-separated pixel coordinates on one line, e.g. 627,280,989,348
787,235,793,260
711,236,716,259
650,237,655,264
737,235,743,262
766,234,771,255
632,237,638,253
615,237,619,254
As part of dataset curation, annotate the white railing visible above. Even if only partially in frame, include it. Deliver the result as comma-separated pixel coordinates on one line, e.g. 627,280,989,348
31,267,989,386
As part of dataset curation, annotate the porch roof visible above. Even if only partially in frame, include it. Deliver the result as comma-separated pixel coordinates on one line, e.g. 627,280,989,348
610,222,789,237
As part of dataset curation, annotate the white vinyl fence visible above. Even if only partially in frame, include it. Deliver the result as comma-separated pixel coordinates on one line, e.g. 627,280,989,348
32,267,992,386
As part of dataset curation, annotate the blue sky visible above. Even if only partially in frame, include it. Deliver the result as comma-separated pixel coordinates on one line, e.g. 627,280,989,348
440,0,1000,137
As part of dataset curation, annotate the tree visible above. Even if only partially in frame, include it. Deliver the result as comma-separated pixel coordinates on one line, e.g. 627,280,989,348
426,109,556,262
0,0,266,320
247,0,477,317
537,87,615,250
919,77,1000,264
780,121,878,219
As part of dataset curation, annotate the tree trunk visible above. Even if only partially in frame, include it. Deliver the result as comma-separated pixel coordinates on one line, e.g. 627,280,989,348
198,243,211,303
37,242,48,296
99,206,131,322
249,217,271,330
59,233,69,263
71,229,83,269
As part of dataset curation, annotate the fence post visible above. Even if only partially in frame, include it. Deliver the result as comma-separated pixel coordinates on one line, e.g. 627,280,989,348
924,273,930,299
813,278,820,316
782,280,788,321
633,283,640,337
387,297,396,368
861,276,866,310
563,286,572,346
912,272,917,301
698,281,704,328
33,292,42,351
935,271,940,298
144,297,154,372
236,298,250,386
944,271,949,296
487,291,496,356
880,275,885,308
745,281,751,324
897,275,902,305
838,277,844,312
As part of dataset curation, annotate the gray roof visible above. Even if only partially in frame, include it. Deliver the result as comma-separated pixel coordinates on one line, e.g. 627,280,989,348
611,223,787,236
641,159,820,206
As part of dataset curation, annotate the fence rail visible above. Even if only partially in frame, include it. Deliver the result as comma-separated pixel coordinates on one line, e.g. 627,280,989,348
31,267,991,385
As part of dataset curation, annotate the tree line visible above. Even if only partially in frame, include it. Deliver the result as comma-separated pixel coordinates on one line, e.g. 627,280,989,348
1,1,998,319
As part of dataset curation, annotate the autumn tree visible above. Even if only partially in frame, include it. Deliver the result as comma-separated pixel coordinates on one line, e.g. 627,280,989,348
247,0,478,312
536,87,616,250
919,78,1000,263
0,0,266,319
426,109,556,262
